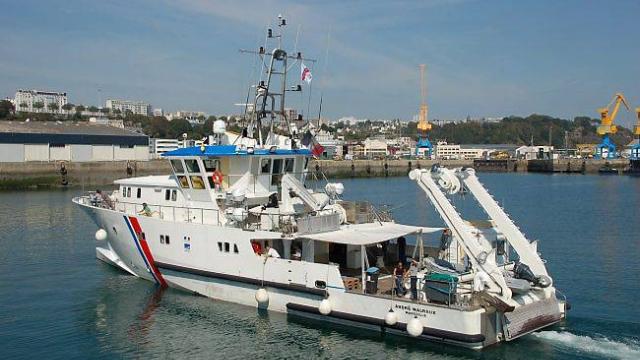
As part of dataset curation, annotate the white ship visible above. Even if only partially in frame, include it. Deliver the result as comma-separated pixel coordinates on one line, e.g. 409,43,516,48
73,18,567,350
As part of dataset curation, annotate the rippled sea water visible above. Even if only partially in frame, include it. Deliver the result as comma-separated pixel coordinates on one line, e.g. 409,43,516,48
1,173,639,359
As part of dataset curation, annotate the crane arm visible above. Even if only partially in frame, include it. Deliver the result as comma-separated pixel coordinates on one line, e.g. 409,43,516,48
608,93,630,124
597,93,630,135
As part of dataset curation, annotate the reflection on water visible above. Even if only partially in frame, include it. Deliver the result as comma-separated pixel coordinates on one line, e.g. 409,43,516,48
1,174,640,359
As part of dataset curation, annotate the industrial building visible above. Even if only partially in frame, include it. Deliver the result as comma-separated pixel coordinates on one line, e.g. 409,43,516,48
0,121,149,162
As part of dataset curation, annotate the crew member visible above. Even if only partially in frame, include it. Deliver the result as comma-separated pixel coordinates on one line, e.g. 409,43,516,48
409,259,419,300
138,202,152,217
393,262,406,296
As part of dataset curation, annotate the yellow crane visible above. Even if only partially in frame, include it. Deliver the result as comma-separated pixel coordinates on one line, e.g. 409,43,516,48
415,64,433,157
597,93,629,136
595,93,630,158
634,107,640,136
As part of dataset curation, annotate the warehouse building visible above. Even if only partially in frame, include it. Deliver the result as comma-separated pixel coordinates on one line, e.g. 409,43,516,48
0,121,149,162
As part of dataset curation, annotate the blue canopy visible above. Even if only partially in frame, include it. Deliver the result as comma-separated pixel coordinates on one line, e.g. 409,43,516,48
162,145,312,157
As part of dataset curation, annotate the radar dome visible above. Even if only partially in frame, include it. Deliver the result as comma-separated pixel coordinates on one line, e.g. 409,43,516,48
213,120,226,134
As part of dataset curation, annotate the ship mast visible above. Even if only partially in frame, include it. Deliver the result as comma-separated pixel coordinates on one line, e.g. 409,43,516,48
239,15,316,147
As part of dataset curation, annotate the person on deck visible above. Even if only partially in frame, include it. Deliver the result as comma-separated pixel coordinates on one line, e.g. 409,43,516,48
393,262,406,296
409,259,419,300
96,189,113,209
138,202,152,217
265,244,280,258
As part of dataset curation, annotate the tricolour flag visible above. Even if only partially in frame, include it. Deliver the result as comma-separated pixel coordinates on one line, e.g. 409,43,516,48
301,62,312,84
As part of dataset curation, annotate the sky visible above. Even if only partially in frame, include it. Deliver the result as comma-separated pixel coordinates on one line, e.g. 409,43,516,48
1,0,639,126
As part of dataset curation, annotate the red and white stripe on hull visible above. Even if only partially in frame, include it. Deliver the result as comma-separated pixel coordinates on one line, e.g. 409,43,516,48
123,215,167,287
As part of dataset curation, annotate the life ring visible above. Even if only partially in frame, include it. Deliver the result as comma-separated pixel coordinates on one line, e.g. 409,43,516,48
212,170,224,185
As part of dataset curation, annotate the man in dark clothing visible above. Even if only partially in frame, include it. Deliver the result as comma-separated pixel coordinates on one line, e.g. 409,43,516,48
397,236,407,265
393,262,406,296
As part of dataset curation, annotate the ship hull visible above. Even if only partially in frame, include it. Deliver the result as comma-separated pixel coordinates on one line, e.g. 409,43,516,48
76,200,563,350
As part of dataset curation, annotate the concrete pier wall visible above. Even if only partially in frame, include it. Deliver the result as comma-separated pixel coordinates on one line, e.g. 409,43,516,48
0,160,171,189
0,157,634,190
527,159,629,173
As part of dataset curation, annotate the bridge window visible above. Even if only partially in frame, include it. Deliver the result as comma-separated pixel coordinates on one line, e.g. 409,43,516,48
233,244,239,254
184,159,201,173
160,235,165,244
126,187,131,197
136,188,141,198
165,189,171,200
190,176,206,189
203,158,220,172
284,158,294,173
177,176,189,189
165,235,170,244
224,242,230,252
170,159,184,173
261,158,271,174
171,190,177,201
218,242,223,251
272,159,283,185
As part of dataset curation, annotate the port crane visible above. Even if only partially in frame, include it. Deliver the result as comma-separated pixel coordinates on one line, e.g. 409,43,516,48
415,64,433,157
595,93,630,159
631,107,640,159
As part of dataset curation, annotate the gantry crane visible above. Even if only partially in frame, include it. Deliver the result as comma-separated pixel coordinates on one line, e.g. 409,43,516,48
631,107,640,159
595,93,630,159
415,64,433,158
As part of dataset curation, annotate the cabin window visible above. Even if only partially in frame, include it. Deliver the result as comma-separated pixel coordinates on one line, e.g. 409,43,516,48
171,190,177,201
203,158,220,172
284,158,295,173
304,158,309,170
165,189,171,200
184,159,201,173
261,158,271,174
233,244,239,254
272,159,283,173
224,242,230,252
170,159,184,173
190,176,206,190
207,176,216,189
271,159,283,186
165,235,170,244
178,176,189,189
136,188,141,198
217,242,223,251
126,187,131,197
160,235,165,244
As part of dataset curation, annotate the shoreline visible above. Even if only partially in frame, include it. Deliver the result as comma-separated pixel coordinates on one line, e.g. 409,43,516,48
0,158,633,190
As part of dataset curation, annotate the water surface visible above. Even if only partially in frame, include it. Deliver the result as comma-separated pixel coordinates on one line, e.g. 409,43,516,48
1,173,639,359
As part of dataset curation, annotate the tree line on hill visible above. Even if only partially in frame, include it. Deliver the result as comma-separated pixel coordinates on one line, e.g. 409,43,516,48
323,114,634,148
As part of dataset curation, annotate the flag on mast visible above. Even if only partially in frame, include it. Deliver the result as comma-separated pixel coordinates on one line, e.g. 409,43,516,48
301,62,312,84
